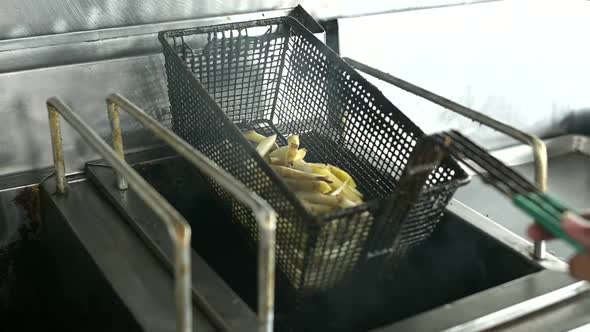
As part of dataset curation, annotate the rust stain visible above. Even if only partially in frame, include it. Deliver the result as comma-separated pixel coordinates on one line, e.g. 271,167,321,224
13,186,42,237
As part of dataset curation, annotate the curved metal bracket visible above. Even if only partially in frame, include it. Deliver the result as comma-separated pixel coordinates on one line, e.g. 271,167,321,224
344,57,549,260
46,97,193,332
105,93,277,332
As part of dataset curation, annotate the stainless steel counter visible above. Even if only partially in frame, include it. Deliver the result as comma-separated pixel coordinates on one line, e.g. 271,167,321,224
495,292,590,332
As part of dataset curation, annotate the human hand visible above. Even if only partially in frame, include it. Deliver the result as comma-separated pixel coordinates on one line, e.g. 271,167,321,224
528,212,590,280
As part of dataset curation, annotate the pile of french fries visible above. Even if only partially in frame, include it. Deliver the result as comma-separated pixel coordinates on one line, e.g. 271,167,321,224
244,130,364,215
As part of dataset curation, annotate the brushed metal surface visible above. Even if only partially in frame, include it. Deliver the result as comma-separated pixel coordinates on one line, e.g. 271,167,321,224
0,7,325,73
0,55,167,176
495,293,590,332
86,164,260,332
0,8,325,178
39,176,216,332
0,0,500,39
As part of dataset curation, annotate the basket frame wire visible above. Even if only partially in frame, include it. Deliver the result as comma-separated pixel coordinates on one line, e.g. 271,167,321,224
158,16,469,295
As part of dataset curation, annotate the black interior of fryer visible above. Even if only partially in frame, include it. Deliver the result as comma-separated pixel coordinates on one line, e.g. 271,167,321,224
0,188,142,332
136,156,542,332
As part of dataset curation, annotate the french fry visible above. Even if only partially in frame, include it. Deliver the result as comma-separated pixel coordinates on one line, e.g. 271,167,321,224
256,134,277,157
292,160,328,174
283,178,332,194
301,200,334,214
294,162,362,199
286,160,363,202
328,164,357,189
269,146,289,163
348,184,364,199
320,165,363,198
298,192,359,210
324,172,363,203
286,135,300,166
244,130,278,150
270,147,306,165
295,148,307,161
330,179,349,196
339,197,358,209
341,188,363,204
296,192,344,207
269,157,282,165
244,130,366,211
292,159,311,172
271,165,331,182
244,130,266,143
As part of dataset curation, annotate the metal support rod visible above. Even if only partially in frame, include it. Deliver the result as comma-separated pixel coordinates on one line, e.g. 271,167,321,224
46,97,192,332
257,209,276,332
107,101,128,190
47,105,68,194
344,57,549,260
106,93,277,332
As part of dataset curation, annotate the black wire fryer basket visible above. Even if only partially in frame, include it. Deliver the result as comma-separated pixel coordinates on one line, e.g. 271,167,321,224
158,16,469,293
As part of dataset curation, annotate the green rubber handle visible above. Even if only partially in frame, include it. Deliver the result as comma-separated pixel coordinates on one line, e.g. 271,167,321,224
513,193,585,253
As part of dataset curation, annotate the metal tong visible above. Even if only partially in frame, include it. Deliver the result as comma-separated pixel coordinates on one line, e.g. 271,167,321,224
344,57,550,260
401,130,585,253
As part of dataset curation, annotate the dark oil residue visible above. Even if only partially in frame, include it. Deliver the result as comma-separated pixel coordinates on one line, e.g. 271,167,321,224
0,186,59,330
